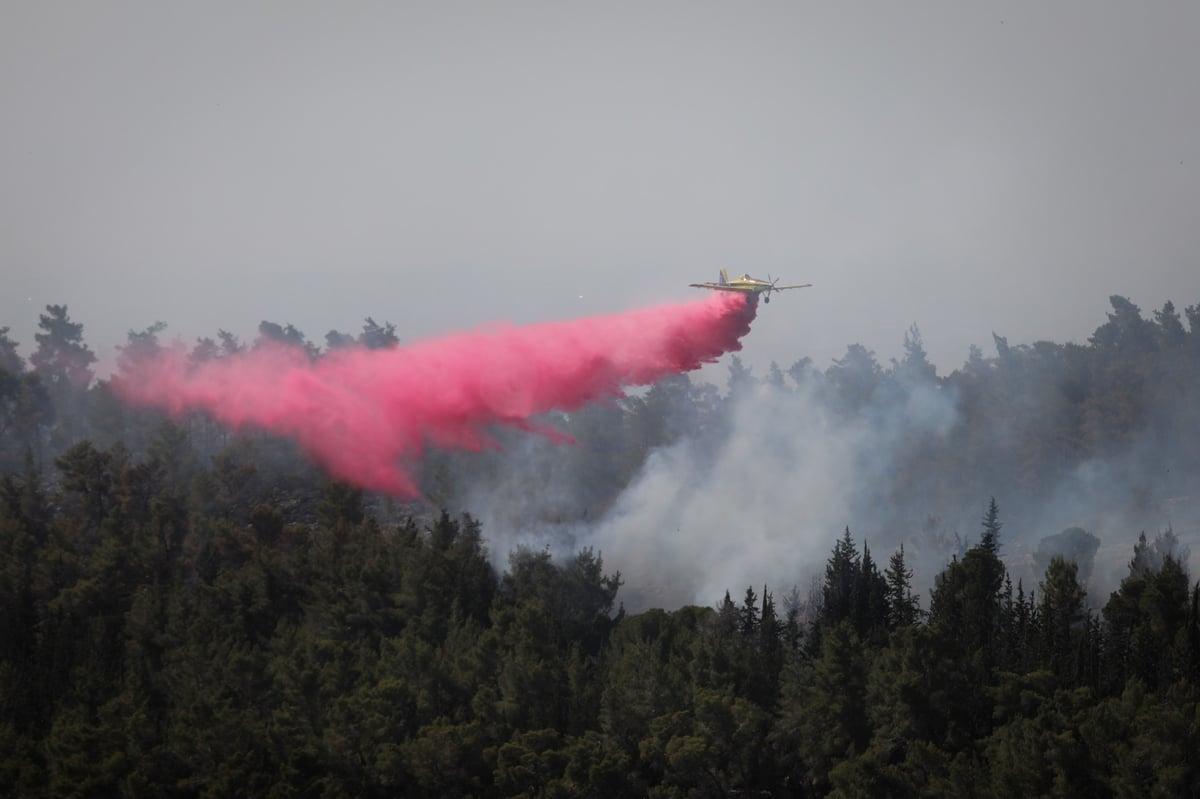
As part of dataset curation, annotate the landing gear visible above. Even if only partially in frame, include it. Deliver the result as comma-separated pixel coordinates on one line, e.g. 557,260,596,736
763,294,770,304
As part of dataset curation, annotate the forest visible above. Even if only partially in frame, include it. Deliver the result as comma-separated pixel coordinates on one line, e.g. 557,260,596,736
1,296,1199,797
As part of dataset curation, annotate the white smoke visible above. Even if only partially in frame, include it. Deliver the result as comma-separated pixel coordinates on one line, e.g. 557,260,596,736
454,346,1198,612
587,378,960,609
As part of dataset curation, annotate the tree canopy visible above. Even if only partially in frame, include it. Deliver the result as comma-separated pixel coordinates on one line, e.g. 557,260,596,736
2,296,1200,795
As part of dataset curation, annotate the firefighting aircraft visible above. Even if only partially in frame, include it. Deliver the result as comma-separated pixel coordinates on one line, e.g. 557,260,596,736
690,268,812,303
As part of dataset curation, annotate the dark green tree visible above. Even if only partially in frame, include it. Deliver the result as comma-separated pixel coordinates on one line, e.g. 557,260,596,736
884,544,921,629
738,585,759,636
255,320,319,358
30,305,94,449
821,527,861,633
316,480,365,528
856,543,890,637
891,323,937,383
980,496,1002,556
775,621,871,793
1038,556,1087,681
358,317,400,349
1102,531,1192,692
1154,300,1188,349
825,344,882,414
0,327,24,374
30,305,96,390
1089,295,1158,355
1034,527,1100,586
323,329,356,350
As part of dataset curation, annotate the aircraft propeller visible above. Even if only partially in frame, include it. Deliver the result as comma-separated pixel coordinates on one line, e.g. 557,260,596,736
765,273,780,303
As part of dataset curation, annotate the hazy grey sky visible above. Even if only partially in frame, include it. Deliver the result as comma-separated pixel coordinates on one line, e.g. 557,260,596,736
3,2,1198,376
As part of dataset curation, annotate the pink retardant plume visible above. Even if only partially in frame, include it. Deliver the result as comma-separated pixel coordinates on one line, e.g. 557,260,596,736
114,293,758,496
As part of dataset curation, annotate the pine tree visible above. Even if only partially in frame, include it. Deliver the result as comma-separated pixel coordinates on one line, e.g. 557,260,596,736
821,527,860,631
856,542,890,636
739,586,760,637
0,326,24,374
1038,556,1086,679
884,544,920,629
718,590,739,636
753,588,784,708
29,305,94,448
358,317,400,349
316,480,365,528
30,305,96,390
981,497,1002,556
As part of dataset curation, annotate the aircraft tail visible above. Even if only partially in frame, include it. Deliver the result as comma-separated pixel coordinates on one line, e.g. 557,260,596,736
719,268,729,285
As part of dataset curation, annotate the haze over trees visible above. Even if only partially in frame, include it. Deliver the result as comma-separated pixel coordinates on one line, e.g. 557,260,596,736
2,295,1199,795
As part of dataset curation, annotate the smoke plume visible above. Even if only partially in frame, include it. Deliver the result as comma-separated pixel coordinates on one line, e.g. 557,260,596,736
113,293,757,495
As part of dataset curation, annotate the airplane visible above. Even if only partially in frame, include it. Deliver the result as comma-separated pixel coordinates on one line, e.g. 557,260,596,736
690,268,812,303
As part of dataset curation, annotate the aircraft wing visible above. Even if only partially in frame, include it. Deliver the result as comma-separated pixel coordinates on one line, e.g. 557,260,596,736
689,282,743,291
772,283,813,290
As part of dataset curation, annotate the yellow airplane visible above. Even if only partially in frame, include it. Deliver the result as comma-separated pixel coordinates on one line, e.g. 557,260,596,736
690,268,812,303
